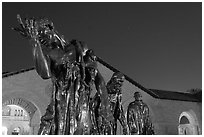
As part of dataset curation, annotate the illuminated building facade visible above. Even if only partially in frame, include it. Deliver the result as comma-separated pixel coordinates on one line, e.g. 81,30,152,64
2,59,202,135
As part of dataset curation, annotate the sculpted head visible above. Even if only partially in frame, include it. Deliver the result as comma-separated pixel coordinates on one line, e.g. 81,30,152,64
35,18,66,50
112,72,125,83
107,72,125,94
84,49,98,81
134,92,142,101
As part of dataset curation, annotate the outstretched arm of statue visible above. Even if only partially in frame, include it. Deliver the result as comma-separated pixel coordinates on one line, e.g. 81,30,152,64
13,14,52,79
32,40,52,79
94,71,113,121
118,95,128,135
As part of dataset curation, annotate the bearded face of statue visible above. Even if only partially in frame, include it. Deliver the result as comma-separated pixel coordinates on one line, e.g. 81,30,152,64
107,72,125,94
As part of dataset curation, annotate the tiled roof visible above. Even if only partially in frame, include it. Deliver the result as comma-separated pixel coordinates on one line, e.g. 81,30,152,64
2,57,201,102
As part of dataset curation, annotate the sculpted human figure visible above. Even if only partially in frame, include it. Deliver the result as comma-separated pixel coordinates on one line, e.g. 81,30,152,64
13,15,113,135
91,91,113,135
90,72,128,135
73,49,114,135
83,49,114,135
127,92,154,135
106,72,128,135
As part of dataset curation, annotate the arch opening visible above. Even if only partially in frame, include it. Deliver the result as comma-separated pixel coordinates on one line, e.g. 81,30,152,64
180,116,190,124
178,111,199,135
2,98,41,135
2,105,31,135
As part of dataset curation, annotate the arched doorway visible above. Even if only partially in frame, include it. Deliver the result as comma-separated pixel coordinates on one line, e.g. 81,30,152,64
178,111,199,135
2,98,41,135
2,105,30,135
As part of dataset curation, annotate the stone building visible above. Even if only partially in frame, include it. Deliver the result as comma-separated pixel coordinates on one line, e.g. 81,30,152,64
2,57,202,135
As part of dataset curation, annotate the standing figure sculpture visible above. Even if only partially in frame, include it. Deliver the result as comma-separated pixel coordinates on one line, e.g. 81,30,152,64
13,15,113,135
106,72,128,135
90,72,128,135
83,49,114,135
74,49,114,135
127,92,154,135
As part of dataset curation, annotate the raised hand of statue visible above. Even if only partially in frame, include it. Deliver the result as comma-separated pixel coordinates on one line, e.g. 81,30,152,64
12,14,38,39
13,15,68,79
13,14,65,50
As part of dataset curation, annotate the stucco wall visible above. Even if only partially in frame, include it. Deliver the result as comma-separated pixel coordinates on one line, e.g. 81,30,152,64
2,62,202,135
150,98,202,135
2,70,51,134
2,63,157,134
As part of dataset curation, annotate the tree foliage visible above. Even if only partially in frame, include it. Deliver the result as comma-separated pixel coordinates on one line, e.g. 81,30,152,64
186,88,202,94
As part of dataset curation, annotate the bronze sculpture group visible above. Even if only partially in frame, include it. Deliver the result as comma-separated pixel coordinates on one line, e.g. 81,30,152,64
13,15,154,135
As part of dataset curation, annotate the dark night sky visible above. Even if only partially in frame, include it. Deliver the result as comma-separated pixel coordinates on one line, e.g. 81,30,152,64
2,2,202,92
